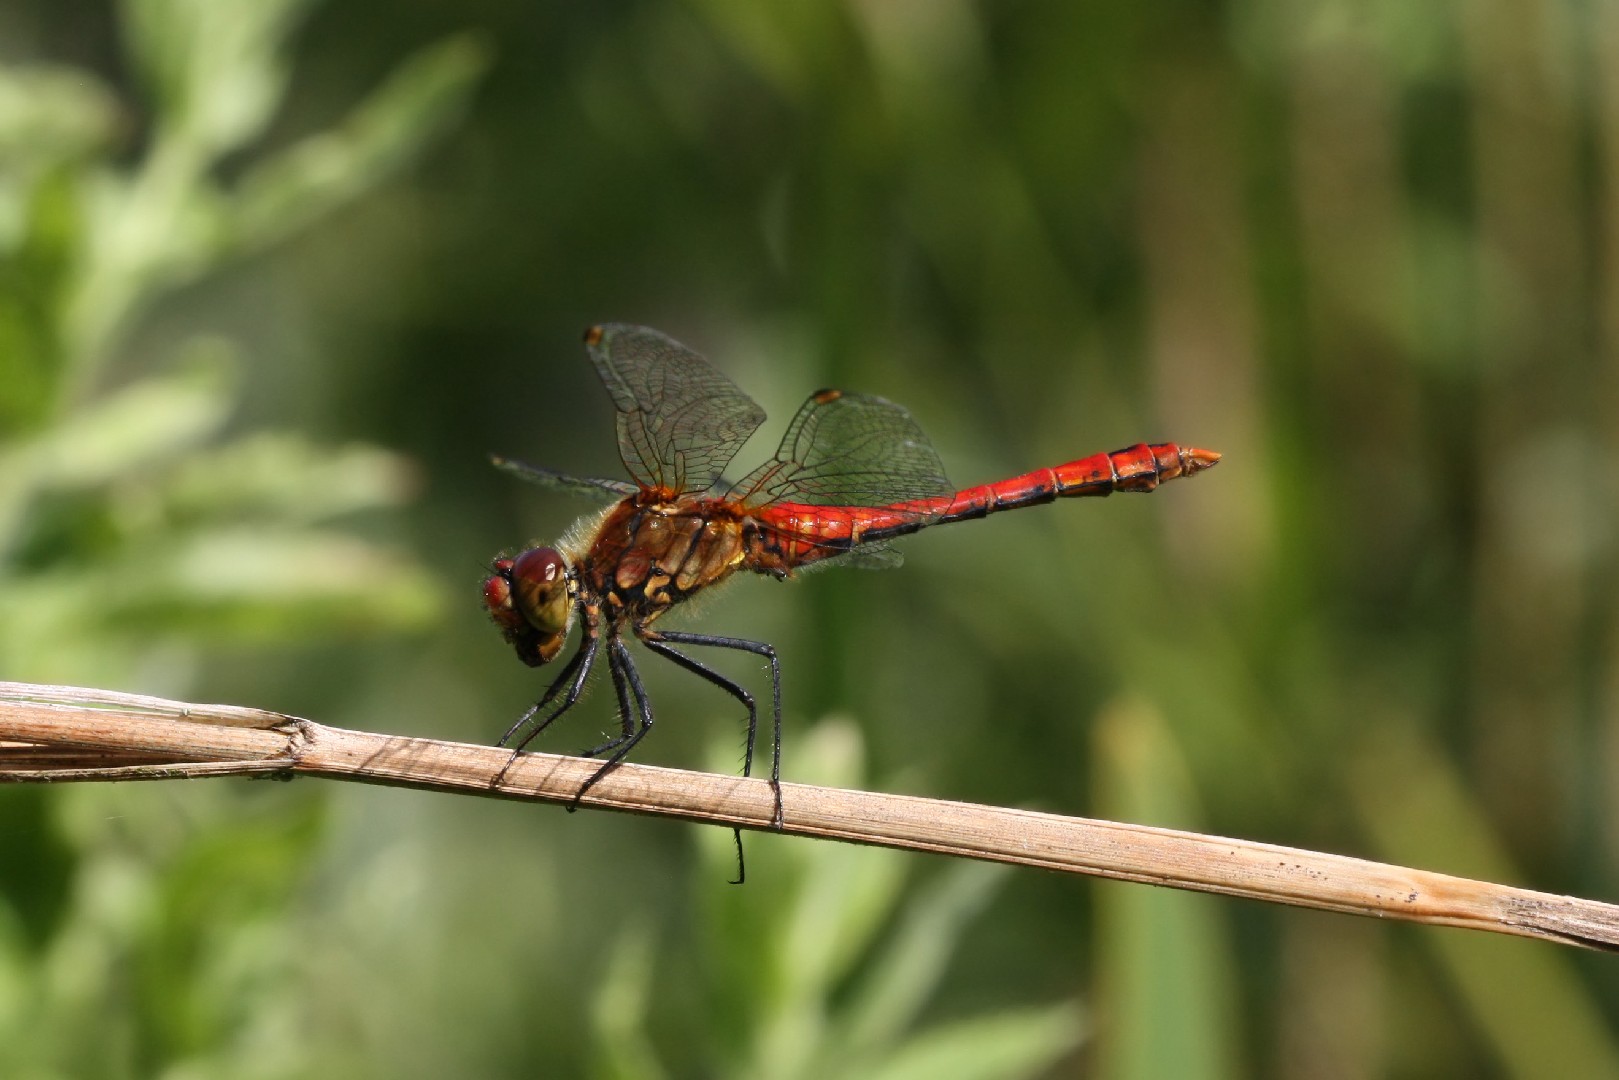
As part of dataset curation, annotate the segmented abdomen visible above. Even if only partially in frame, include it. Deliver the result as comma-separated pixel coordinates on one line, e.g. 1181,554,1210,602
750,442,1219,569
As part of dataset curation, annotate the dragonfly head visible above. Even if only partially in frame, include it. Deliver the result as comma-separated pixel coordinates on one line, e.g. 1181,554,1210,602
483,546,574,666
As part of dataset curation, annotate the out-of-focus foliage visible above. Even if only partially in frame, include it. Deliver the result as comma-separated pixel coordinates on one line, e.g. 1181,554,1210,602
3,0,1619,1077
0,0,481,681
592,723,1083,1080
0,0,479,1075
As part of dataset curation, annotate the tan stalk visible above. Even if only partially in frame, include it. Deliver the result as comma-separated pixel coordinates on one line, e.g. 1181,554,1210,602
2,681,1615,952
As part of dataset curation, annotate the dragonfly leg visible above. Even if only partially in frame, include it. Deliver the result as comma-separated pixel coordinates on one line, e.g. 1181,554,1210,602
641,633,763,883
572,638,654,810
500,631,599,752
578,637,639,759
646,629,782,831
641,635,757,764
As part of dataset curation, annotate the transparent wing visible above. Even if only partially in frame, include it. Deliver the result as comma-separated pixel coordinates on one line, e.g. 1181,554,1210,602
490,455,637,501
793,542,907,573
731,388,953,511
584,324,767,495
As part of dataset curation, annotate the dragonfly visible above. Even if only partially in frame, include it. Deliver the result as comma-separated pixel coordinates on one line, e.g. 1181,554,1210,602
483,324,1219,870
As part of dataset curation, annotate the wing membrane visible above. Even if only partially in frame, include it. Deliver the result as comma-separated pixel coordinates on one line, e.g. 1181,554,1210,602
732,389,952,511
585,324,766,495
490,455,637,500
794,542,907,572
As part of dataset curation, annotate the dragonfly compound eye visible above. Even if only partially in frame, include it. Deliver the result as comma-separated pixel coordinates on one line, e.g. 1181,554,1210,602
511,546,572,636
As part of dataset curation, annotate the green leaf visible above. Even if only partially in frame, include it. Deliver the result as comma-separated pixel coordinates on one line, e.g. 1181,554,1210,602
0,63,120,170
121,0,314,154
0,342,237,562
108,525,443,638
0,166,86,430
0,526,441,679
231,33,490,252
837,861,1008,1056
856,1004,1086,1080
589,925,669,1080
158,432,420,525
700,721,909,1017
0,340,237,491
1092,700,1240,1080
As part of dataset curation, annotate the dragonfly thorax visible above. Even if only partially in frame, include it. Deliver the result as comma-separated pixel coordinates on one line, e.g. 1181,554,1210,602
583,499,749,622
483,546,575,666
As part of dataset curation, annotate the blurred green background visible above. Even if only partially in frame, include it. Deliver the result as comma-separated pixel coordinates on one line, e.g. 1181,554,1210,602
3,1,1618,1076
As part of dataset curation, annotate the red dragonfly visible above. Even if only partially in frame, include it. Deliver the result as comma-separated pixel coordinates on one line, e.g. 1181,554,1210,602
484,325,1218,836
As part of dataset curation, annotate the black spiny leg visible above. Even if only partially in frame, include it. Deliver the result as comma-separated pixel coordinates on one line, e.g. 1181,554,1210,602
501,631,599,751
641,631,763,884
572,638,655,809
578,635,638,761
646,629,783,831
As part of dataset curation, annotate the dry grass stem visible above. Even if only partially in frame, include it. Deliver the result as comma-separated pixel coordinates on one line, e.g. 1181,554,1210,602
2,681,1615,952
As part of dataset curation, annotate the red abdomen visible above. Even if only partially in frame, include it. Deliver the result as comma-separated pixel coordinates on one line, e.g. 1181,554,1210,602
750,442,1219,569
